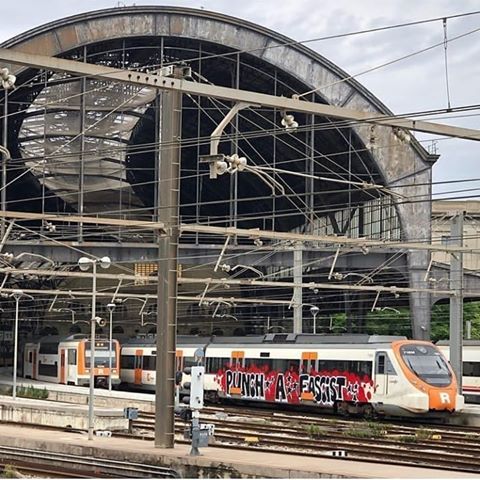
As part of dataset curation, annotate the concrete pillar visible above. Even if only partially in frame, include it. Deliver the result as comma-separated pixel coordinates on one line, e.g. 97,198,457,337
408,250,430,340
449,212,464,390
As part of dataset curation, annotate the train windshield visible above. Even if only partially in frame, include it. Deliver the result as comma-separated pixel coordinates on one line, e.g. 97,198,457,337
400,344,452,387
85,344,117,368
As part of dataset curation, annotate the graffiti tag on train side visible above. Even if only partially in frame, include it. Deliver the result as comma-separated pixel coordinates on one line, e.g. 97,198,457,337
217,368,373,406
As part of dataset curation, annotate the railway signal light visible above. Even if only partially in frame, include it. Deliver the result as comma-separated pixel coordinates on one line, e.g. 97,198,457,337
181,365,205,410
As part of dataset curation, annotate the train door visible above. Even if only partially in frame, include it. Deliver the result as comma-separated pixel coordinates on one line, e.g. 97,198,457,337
32,350,37,379
134,349,143,385
229,350,244,396
300,352,318,401
375,352,388,396
176,349,183,375
67,349,77,384
24,346,34,379
59,349,66,384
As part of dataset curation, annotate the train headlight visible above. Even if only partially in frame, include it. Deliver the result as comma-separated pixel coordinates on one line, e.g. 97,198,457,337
85,368,90,373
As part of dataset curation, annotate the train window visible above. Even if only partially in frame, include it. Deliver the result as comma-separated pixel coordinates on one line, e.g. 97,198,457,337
68,350,77,365
271,359,288,372
376,355,385,374
143,355,156,371
400,344,452,387
206,357,227,373
385,357,396,375
184,356,198,369
28,352,32,363
318,360,348,372
121,355,135,369
245,358,264,370
288,361,299,373
464,362,480,377
39,342,59,355
38,363,57,377
134,356,142,369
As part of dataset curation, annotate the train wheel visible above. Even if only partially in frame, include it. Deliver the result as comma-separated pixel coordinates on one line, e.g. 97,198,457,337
363,404,375,419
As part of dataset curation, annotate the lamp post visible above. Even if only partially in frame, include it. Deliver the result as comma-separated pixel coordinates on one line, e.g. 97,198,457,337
310,305,320,334
106,303,115,392
78,256,111,440
10,289,33,400
1,66,15,239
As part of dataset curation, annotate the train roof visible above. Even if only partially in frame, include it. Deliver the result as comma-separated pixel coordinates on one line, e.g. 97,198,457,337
123,334,407,348
436,340,480,346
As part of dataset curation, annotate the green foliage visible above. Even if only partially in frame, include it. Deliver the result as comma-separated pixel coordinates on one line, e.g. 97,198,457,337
397,435,417,443
344,422,386,439
415,428,433,440
431,301,480,341
365,308,411,337
16,385,49,399
329,313,347,333
1,465,18,478
305,424,326,438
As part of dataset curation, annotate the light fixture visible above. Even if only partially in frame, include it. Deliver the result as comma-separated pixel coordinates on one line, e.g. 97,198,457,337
310,305,320,334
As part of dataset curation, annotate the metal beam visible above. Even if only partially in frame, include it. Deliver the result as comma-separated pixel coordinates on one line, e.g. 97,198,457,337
0,209,477,255
0,209,165,230
1,48,479,141
180,224,480,255
449,212,464,391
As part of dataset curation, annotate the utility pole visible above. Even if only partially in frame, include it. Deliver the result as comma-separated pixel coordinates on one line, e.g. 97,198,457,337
293,243,303,333
155,66,183,448
449,211,464,391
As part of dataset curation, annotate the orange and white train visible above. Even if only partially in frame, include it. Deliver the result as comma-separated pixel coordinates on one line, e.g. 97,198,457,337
23,334,121,388
120,334,464,417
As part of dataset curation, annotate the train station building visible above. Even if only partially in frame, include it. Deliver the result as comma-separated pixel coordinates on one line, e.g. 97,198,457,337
0,6,467,354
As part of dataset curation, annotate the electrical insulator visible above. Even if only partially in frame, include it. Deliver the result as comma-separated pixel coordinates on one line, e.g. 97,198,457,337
210,159,228,178
281,113,298,132
228,153,247,172
0,68,16,90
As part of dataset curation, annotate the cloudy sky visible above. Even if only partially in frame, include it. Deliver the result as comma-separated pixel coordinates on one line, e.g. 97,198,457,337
1,0,479,198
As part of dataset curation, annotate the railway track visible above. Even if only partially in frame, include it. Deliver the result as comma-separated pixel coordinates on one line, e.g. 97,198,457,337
0,445,179,478
131,406,480,474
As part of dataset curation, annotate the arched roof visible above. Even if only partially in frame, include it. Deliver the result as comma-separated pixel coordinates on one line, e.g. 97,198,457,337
1,6,433,239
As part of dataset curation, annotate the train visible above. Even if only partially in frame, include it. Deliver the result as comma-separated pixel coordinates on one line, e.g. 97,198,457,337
120,334,464,417
23,334,121,387
436,340,480,404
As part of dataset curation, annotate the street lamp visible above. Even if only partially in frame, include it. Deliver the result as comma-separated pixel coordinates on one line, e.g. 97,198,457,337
78,256,111,440
10,289,33,401
1,67,15,240
310,305,320,334
106,303,116,392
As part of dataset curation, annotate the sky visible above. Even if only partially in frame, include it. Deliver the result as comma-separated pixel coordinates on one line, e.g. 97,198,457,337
0,0,479,199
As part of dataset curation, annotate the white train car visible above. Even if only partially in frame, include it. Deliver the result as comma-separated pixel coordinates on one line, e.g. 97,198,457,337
121,334,463,417
436,340,480,403
24,334,121,387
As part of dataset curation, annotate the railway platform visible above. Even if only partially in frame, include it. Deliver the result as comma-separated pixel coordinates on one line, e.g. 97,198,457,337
0,422,477,479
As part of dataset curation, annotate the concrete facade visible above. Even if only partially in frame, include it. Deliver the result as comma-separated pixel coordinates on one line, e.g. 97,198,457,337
432,200,480,272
